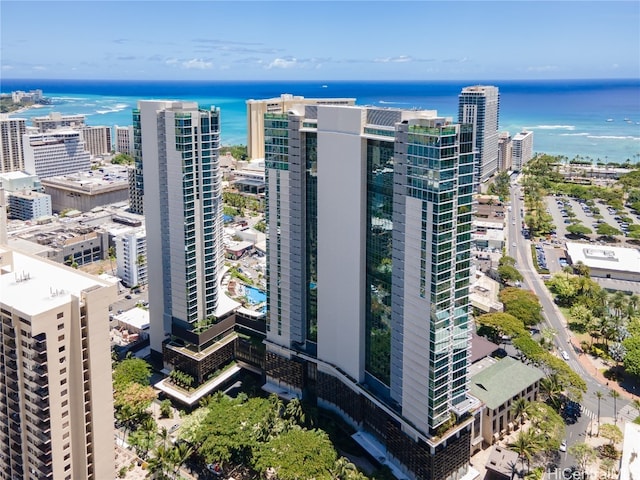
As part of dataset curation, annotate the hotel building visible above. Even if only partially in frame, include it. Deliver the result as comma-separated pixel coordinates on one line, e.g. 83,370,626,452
0,246,117,480
0,117,27,174
132,101,236,376
81,126,112,157
115,125,134,155
31,113,85,133
246,94,355,160
497,132,512,172
511,130,534,172
23,131,91,179
458,86,500,184
263,104,477,479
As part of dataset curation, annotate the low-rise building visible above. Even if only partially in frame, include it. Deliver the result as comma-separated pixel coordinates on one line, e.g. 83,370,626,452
41,168,129,213
7,190,52,220
469,357,545,447
565,241,640,282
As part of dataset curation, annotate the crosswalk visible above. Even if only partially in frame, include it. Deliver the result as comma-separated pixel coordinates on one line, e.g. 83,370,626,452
581,406,596,421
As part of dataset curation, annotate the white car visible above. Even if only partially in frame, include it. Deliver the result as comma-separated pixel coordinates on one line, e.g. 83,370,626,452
561,350,570,361
512,242,517,247
559,440,567,452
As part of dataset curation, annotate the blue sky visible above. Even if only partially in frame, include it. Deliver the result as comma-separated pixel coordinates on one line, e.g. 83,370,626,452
1,1,639,81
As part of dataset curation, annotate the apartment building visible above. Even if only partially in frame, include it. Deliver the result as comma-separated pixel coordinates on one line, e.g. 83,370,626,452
81,126,112,157
497,132,512,172
114,125,133,155
511,130,534,172
31,113,85,133
0,246,117,480
0,116,27,173
114,227,147,288
23,131,91,179
263,103,478,480
458,86,500,184
7,190,52,221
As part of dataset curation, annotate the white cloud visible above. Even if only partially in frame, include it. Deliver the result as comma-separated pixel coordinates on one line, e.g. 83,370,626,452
612,63,619,69
267,57,298,69
165,58,179,66
374,55,413,63
32,66,46,71
1,65,14,70
182,58,212,70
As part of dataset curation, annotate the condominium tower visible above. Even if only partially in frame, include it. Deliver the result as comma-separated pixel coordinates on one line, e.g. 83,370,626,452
0,246,117,480
246,94,355,159
263,104,477,479
0,117,26,173
458,86,500,184
511,130,534,171
132,101,232,372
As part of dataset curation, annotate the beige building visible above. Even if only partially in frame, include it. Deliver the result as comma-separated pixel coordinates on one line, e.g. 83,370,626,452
245,94,355,159
31,112,85,132
0,116,27,173
81,126,112,157
0,246,117,480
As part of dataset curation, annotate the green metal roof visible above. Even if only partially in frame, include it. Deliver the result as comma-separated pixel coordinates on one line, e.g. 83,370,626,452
469,357,544,410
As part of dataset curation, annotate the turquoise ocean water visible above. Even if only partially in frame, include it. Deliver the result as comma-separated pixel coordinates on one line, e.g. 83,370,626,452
3,78,639,163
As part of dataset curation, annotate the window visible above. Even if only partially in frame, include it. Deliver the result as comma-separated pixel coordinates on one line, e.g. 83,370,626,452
57,322,64,329
58,334,64,341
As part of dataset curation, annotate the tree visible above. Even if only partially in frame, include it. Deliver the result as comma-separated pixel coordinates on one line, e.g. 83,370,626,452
596,223,622,238
253,428,338,480
499,288,543,326
595,391,604,435
566,223,592,237
573,261,590,278
623,336,640,377
609,390,621,425
111,153,134,165
160,399,173,419
599,423,623,445
510,397,530,426
476,312,526,342
108,246,116,275
508,429,542,473
568,443,596,474
497,264,524,284
113,357,152,391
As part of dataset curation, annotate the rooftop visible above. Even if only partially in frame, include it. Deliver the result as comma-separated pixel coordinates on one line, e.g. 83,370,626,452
566,242,640,274
619,422,640,480
0,246,114,316
469,356,544,410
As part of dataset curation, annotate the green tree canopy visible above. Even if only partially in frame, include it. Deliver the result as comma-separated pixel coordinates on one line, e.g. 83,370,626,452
113,357,152,392
499,287,543,326
476,312,526,342
566,223,592,236
623,336,640,377
111,153,134,165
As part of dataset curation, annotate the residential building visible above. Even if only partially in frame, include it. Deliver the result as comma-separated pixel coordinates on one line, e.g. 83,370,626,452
31,112,85,133
0,116,26,173
263,103,478,480
114,125,134,155
7,190,52,220
469,357,544,447
497,132,512,172
81,126,112,157
0,171,43,193
0,246,117,480
114,227,147,288
134,100,237,376
23,130,91,179
511,130,534,171
246,94,355,160
458,86,500,184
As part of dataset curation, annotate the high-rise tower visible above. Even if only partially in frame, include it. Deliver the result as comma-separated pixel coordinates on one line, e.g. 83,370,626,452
458,85,500,185
133,101,231,371
264,104,478,479
0,116,26,174
0,246,117,480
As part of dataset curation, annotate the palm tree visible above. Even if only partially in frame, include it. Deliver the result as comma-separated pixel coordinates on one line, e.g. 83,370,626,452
108,246,116,274
540,373,563,409
510,397,530,427
595,391,604,435
331,457,358,480
169,442,193,479
610,389,621,425
508,429,541,474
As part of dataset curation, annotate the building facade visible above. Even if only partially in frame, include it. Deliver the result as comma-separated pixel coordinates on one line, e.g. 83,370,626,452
497,132,512,172
511,130,534,171
114,227,147,288
0,117,26,174
7,190,52,220
81,126,112,157
0,246,117,480
115,125,133,155
264,103,477,480
246,94,355,160
134,100,232,370
458,86,500,184
31,113,85,133
23,131,91,179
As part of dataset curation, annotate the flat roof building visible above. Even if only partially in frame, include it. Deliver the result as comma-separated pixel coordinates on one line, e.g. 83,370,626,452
7,190,52,221
31,112,85,132
565,241,640,282
0,246,117,480
81,125,112,157
511,130,533,172
23,130,91,179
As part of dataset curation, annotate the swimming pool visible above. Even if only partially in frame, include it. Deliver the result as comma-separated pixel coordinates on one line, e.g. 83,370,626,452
245,286,266,305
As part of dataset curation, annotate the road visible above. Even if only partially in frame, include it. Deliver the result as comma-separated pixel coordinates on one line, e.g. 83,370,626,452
507,179,631,470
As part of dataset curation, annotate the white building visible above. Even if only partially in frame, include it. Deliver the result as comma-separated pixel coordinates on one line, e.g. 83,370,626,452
31,112,85,132
134,100,232,371
115,125,134,155
0,116,26,173
497,131,512,172
81,125,112,157
23,130,91,179
565,242,640,282
114,227,147,288
0,246,117,480
511,130,534,171
0,171,43,192
7,190,52,220
263,103,478,479
458,85,500,184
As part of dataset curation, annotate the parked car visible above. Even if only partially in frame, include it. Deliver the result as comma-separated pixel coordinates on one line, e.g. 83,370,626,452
559,440,567,452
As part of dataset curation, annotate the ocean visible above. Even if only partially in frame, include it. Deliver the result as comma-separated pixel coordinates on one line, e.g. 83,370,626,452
3,78,639,163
